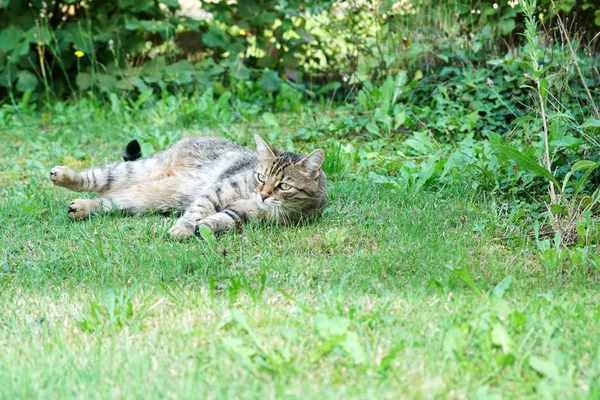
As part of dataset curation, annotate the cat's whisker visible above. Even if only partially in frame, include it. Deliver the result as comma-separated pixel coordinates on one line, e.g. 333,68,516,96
282,203,303,214
278,205,297,225
278,207,291,225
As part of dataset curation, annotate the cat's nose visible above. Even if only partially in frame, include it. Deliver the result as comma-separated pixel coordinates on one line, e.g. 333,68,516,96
260,192,270,201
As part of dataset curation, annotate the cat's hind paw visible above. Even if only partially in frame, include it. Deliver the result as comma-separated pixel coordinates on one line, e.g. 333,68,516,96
68,199,99,220
50,166,78,188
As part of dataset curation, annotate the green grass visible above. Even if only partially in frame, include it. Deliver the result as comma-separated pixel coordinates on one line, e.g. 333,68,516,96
1,102,599,399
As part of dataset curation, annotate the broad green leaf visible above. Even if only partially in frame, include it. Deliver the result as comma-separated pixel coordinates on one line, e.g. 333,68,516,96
309,336,343,362
261,112,279,128
427,279,444,291
394,111,407,129
323,228,348,247
160,0,179,8
393,71,408,103
581,118,600,128
562,160,598,192
297,28,316,43
492,275,512,298
165,60,193,84
118,0,154,12
491,323,512,353
529,355,559,379
125,16,141,30
511,115,534,124
486,132,503,145
131,76,152,93
257,54,278,69
535,65,553,79
95,73,118,92
194,71,215,89
380,76,395,106
499,18,515,35
131,90,152,109
509,311,527,329
76,72,92,90
448,266,481,295
316,81,341,95
380,346,402,371
539,77,548,97
574,162,600,197
547,112,576,122
314,314,349,338
365,122,380,136
221,337,256,362
341,331,366,365
72,35,94,54
490,296,511,319
282,52,298,68
229,63,250,81
197,225,215,245
16,70,37,92
203,26,227,48
0,25,23,52
591,255,600,272
549,204,567,215
140,20,168,33
406,131,434,155
474,385,503,400
231,310,250,331
257,69,282,91
443,327,465,358
490,143,560,190
550,135,581,150
164,60,193,73
219,58,246,80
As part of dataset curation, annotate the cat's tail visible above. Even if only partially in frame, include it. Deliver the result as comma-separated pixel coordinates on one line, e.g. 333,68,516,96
123,140,142,162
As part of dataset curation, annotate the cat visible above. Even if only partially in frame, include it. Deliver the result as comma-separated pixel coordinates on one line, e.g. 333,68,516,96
49,135,327,239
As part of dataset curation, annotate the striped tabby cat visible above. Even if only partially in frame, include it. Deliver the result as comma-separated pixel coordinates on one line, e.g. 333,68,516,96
49,135,327,239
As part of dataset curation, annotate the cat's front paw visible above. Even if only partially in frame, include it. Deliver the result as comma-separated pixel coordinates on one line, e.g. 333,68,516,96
50,166,78,188
169,220,195,240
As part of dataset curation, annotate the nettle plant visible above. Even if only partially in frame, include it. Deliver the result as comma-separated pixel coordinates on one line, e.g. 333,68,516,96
492,0,600,246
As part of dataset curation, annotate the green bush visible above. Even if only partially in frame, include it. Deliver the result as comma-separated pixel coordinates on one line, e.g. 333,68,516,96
2,0,599,102
0,0,181,98
0,0,335,100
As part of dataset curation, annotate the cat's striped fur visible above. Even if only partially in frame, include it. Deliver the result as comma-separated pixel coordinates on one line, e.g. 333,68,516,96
49,135,327,239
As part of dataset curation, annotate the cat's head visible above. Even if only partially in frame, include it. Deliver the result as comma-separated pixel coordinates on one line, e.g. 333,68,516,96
253,135,326,218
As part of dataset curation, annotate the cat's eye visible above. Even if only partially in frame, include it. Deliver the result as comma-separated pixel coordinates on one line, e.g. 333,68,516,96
279,182,292,190
257,173,266,182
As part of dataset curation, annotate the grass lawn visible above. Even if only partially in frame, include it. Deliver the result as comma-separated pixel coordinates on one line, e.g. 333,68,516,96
1,104,599,399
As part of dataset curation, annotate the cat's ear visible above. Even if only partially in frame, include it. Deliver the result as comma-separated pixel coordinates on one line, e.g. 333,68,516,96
297,149,324,173
254,135,278,159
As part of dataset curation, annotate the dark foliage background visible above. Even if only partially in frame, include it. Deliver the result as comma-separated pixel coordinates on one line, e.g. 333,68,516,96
1,0,598,101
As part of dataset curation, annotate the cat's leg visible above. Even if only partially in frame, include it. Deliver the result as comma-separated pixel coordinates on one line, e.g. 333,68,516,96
169,192,223,239
50,165,118,193
195,199,262,236
63,175,191,220
66,198,112,220
169,180,251,239
50,156,169,194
